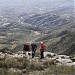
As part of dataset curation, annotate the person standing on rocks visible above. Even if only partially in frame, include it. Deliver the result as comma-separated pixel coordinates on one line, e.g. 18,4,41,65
31,42,37,58
23,42,30,56
40,42,46,59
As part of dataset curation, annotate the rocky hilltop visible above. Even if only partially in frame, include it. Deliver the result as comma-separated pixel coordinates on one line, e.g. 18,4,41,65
0,51,75,66
0,51,75,75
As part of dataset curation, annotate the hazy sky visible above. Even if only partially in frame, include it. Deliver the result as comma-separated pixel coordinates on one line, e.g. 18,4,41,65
0,0,73,6
0,0,74,14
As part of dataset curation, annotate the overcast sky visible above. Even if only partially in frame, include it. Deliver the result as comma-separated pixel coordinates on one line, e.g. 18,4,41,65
0,0,74,14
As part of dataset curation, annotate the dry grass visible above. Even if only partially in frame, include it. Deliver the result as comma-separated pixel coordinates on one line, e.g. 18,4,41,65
42,60,56,68
0,56,75,75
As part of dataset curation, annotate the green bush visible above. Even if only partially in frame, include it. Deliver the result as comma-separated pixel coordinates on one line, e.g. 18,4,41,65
0,47,9,53
0,61,4,68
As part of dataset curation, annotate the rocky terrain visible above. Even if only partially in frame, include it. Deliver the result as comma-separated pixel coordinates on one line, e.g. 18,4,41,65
0,0,75,74
0,51,75,66
0,51,75,75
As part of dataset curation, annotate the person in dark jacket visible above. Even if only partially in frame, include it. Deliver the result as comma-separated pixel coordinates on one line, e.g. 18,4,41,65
31,42,37,58
40,42,46,59
23,42,30,56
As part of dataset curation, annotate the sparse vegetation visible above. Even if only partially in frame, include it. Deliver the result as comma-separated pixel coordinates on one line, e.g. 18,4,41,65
0,47,10,53
0,52,75,75
0,0,74,75
42,60,56,68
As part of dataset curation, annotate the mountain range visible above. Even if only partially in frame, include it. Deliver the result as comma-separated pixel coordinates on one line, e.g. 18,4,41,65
0,0,75,56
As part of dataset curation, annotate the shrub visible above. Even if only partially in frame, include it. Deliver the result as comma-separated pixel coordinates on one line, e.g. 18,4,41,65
21,57,30,69
0,61,4,68
0,57,30,69
29,62,44,71
46,54,53,58
0,47,9,53
8,69,22,75
43,60,55,68
5,58,19,68
0,68,8,75
17,58,24,63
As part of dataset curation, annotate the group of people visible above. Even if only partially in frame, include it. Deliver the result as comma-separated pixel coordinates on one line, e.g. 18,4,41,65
23,42,46,59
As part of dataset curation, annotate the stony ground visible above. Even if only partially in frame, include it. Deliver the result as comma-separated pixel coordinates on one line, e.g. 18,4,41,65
0,51,75,75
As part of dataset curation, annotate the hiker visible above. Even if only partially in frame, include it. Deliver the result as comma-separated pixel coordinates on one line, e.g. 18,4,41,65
40,42,46,59
31,42,37,58
23,42,30,56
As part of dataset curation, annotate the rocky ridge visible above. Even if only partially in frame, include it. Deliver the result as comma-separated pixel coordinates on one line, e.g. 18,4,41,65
0,51,75,67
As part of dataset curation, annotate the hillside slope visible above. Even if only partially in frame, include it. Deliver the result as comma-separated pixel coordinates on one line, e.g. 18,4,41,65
24,13,74,28
36,21,75,56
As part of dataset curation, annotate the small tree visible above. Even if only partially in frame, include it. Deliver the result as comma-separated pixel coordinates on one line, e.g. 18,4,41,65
0,47,9,53
0,47,9,75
